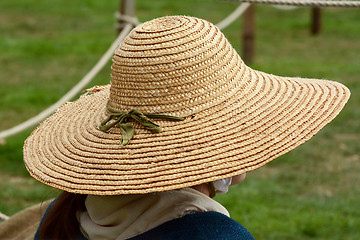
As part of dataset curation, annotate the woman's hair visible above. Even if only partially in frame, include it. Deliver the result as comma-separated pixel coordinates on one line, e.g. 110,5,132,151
38,191,87,240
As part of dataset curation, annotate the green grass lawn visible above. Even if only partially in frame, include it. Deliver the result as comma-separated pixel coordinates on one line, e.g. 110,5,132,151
1,0,359,239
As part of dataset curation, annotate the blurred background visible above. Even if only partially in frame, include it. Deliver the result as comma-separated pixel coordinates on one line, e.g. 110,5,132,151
0,0,359,239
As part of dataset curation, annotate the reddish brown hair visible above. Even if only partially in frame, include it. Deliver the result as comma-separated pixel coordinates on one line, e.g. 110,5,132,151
38,192,87,239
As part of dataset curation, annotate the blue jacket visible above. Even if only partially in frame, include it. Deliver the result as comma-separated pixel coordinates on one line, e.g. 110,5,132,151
127,211,255,240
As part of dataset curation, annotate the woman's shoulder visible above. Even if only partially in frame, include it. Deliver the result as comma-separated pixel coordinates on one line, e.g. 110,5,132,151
128,211,255,240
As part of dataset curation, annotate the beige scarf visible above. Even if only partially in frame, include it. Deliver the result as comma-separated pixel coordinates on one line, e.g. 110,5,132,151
78,188,229,240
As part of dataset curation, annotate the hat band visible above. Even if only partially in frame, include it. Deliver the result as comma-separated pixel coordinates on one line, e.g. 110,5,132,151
99,103,185,146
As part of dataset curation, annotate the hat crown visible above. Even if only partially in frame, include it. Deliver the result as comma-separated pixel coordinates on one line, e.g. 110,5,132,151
140,15,185,32
108,16,244,117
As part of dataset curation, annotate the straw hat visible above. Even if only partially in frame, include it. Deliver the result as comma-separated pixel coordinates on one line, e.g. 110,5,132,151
23,16,350,195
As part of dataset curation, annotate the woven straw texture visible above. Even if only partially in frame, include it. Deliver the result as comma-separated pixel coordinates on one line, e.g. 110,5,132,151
23,16,350,195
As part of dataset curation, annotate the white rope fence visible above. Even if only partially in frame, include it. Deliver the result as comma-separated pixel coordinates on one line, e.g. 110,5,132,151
224,0,360,7
1,0,359,141
0,4,250,141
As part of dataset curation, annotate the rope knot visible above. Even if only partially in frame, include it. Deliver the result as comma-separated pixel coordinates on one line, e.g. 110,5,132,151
99,104,185,146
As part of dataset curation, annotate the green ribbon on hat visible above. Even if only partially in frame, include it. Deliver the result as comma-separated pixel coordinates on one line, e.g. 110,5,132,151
99,104,185,146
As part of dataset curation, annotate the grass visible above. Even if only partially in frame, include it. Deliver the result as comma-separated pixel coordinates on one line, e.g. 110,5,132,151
0,0,359,239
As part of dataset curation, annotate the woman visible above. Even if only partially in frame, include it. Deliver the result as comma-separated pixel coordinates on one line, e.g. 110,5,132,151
35,174,249,239
23,16,350,239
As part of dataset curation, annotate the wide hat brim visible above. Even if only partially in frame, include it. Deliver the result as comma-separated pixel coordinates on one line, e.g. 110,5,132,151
23,16,350,195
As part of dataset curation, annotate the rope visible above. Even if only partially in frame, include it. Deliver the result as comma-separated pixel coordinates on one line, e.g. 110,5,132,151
223,0,360,7
271,4,298,9
115,12,140,30
0,212,9,221
0,24,133,140
216,3,251,29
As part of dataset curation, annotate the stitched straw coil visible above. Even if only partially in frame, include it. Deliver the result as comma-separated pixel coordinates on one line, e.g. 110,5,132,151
23,16,350,195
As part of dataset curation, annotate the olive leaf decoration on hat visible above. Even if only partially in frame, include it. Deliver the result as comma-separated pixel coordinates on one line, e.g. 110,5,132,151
99,103,185,146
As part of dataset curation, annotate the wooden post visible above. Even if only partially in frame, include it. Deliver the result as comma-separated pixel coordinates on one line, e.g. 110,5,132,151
117,0,136,34
242,4,256,65
311,7,322,35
